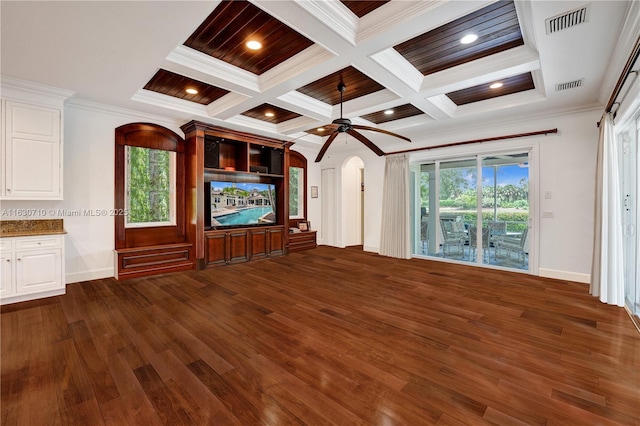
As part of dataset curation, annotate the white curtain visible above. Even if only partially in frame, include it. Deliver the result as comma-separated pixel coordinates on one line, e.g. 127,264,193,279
590,113,625,306
379,153,411,259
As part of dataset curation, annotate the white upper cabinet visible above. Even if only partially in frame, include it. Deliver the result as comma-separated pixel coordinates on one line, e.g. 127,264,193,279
1,78,74,200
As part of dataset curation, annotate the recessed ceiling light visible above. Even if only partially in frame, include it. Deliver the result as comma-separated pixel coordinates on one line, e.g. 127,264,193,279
246,40,262,50
265,112,275,117
490,82,503,89
185,88,198,95
317,127,325,132
460,34,478,44
384,109,394,115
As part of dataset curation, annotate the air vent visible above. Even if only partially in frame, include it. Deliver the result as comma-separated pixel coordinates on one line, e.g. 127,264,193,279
555,78,585,92
545,5,589,34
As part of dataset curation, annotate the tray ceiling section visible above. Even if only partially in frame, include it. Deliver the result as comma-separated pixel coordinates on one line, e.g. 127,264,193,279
241,104,302,124
183,0,314,75
143,69,230,105
446,72,535,106
297,66,385,105
133,0,545,139
394,1,524,76
361,104,426,124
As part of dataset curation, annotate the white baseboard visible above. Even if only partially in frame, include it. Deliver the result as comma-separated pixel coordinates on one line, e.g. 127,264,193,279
538,268,590,284
66,267,114,284
363,245,379,253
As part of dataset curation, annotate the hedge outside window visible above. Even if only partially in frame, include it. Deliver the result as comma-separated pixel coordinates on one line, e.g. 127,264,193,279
125,146,176,227
289,166,304,219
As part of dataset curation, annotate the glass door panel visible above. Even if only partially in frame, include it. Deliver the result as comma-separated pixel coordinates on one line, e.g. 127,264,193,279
414,163,436,255
621,121,638,318
438,159,476,262
481,153,530,270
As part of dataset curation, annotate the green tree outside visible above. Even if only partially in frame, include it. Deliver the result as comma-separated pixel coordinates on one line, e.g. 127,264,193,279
127,147,171,224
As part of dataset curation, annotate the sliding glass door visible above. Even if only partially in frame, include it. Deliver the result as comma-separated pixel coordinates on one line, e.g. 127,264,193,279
412,151,531,272
621,119,639,319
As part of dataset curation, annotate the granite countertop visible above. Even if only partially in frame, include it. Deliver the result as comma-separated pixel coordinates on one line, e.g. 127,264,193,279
0,219,67,238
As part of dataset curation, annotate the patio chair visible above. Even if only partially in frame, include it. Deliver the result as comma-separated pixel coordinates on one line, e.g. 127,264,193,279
488,221,507,244
468,225,490,262
440,219,464,258
494,228,529,265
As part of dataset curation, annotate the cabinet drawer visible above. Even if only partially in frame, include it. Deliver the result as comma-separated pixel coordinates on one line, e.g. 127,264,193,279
15,235,62,249
0,239,13,251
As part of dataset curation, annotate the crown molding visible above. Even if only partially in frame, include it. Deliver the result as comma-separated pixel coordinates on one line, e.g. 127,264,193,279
167,45,260,93
66,98,183,128
370,49,423,93
131,89,209,118
277,90,333,120
292,0,358,46
419,45,541,96
206,92,252,120
259,45,335,92
356,0,443,44
1,76,75,105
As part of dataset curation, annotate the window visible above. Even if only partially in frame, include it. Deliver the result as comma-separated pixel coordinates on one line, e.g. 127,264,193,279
289,166,304,218
125,146,176,227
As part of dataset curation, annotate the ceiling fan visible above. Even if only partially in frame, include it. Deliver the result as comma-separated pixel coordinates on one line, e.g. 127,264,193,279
314,83,411,162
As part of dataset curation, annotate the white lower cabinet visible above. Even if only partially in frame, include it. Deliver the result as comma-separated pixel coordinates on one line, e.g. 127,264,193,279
0,235,65,305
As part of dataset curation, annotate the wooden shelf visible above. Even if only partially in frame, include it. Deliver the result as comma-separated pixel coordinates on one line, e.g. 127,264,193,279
288,230,317,252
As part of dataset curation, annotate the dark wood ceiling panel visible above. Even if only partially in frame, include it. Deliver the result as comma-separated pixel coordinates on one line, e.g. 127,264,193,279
341,1,390,18
446,72,535,106
143,69,230,105
297,66,385,105
241,104,302,124
183,0,314,75
361,104,426,124
394,1,523,76
304,126,333,137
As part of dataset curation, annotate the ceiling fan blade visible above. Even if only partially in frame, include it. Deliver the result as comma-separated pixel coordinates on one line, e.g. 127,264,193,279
314,131,339,162
352,125,411,142
347,129,385,156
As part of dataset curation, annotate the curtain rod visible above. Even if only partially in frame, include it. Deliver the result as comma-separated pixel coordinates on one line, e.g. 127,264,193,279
385,128,558,156
605,34,640,114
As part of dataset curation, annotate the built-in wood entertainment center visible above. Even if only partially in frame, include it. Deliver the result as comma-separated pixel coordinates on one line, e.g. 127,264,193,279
181,121,290,269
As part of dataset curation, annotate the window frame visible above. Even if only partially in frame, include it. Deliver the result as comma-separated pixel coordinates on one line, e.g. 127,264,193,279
124,146,177,228
115,123,187,250
288,150,308,227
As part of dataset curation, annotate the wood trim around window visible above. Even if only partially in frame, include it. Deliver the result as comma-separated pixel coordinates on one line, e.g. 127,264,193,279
288,150,308,228
115,123,187,249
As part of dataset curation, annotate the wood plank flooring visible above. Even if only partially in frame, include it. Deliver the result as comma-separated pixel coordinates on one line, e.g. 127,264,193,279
2,246,639,425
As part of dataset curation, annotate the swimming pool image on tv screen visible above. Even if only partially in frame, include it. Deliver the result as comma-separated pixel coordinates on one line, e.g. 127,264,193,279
209,181,276,227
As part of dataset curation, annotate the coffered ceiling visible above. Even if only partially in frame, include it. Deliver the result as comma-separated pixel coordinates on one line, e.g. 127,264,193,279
1,1,633,156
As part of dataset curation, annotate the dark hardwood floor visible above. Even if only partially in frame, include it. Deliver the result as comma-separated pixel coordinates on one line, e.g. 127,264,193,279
2,246,639,425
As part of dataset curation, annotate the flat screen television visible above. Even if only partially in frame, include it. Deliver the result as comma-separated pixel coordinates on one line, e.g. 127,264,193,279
208,181,276,228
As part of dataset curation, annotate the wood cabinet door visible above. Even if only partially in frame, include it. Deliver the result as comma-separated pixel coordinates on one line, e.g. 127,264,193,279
268,227,284,256
249,228,268,260
227,230,249,264
205,232,228,267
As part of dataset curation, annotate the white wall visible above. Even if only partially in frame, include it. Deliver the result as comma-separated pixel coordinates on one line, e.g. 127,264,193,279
307,109,601,283
2,99,601,284
2,101,183,283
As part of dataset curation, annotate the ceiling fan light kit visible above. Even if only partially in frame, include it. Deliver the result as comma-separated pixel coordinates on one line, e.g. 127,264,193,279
314,83,411,162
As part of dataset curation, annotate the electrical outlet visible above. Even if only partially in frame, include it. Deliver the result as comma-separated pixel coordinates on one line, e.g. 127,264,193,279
544,191,552,199
542,211,554,218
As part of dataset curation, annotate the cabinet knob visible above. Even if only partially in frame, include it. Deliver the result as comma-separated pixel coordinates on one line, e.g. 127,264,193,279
5,259,9,263
6,188,10,192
